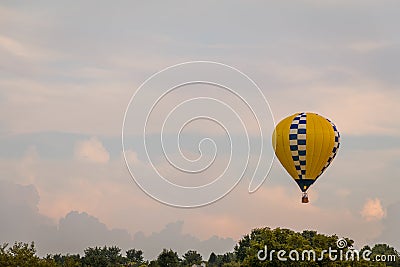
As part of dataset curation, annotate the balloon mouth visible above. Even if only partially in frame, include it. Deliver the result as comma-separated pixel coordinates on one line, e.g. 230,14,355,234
302,192,309,204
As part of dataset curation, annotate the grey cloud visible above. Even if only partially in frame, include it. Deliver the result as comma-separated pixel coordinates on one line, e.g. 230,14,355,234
133,221,235,259
1,0,400,137
361,44,400,85
0,180,235,259
377,201,400,250
0,180,57,254
55,211,133,254
3,132,400,160
0,0,399,259
2,1,400,71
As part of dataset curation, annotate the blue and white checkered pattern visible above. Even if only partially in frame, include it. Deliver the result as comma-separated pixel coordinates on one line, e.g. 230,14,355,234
318,119,340,178
289,113,307,179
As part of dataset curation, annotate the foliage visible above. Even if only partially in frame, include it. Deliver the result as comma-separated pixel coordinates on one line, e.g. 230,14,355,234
156,249,180,267
233,227,397,267
0,227,399,266
126,248,145,266
0,242,52,267
82,245,124,266
181,250,202,266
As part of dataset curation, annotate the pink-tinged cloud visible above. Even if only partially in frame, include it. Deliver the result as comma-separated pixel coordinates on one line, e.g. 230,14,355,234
75,137,110,164
361,198,386,221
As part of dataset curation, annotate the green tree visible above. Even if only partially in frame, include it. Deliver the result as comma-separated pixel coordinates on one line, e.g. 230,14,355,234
0,243,10,265
52,253,81,267
0,242,56,267
234,227,362,267
105,246,123,265
126,248,144,266
220,252,236,266
9,242,40,266
234,234,250,262
82,245,123,267
156,249,180,267
148,260,160,267
182,250,202,266
83,246,107,267
371,244,400,266
208,252,217,266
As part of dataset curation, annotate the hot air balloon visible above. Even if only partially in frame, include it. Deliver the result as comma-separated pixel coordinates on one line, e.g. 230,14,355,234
272,112,340,203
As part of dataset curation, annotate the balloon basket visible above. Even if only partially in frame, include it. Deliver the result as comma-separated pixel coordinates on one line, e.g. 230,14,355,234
302,192,309,204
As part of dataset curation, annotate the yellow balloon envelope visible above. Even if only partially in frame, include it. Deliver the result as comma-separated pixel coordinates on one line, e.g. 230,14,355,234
272,113,340,202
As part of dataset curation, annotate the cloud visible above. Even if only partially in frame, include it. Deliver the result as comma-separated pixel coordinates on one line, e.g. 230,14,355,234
0,35,29,57
124,149,141,166
17,145,39,184
133,221,235,259
0,34,59,60
75,137,110,164
1,132,394,252
0,180,235,259
0,180,57,254
348,41,393,53
270,80,400,136
335,188,351,198
1,0,399,137
56,211,132,254
0,0,399,259
377,201,400,250
56,215,236,259
361,198,386,221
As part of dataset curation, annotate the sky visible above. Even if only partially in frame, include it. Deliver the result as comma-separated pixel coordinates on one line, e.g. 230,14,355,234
1,0,400,260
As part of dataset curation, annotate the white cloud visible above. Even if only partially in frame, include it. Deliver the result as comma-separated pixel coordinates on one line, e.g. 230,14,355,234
75,137,110,164
361,198,386,221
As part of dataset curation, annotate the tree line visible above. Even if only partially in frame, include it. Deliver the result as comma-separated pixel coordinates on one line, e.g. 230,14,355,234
1,227,399,266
